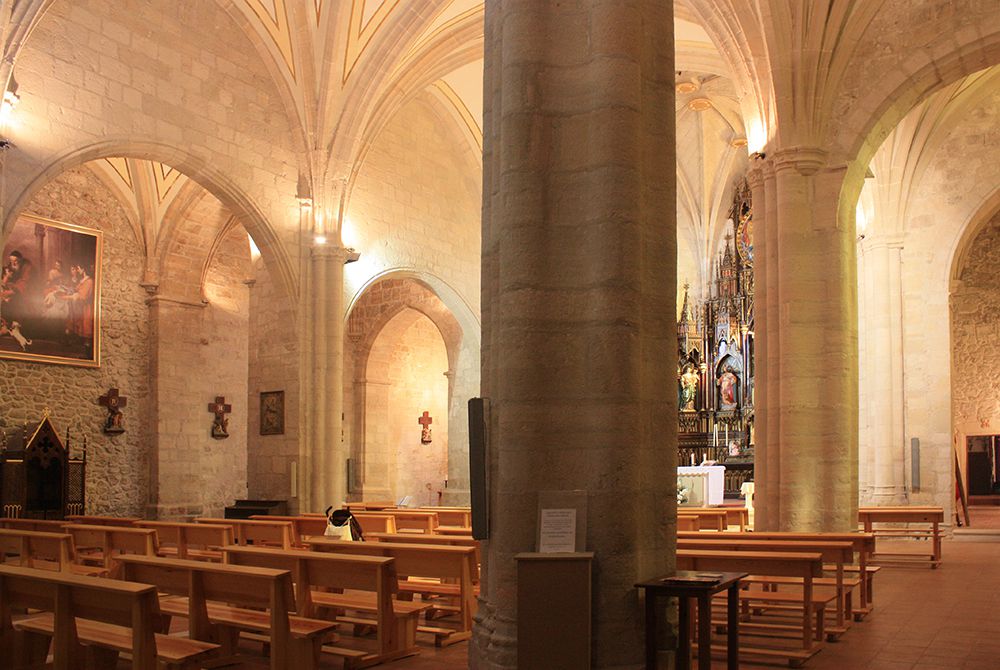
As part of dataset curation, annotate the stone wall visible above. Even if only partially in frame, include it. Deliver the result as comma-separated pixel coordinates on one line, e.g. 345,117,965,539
148,226,251,518
0,165,150,516
246,257,299,508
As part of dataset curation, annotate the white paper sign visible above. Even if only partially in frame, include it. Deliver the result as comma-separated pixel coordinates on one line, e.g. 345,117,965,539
539,508,577,553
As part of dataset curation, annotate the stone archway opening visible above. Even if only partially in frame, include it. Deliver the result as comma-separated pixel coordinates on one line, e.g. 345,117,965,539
363,308,450,505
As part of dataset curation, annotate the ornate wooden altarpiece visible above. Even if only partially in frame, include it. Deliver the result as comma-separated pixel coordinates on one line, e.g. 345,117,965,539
677,179,755,498
0,412,86,519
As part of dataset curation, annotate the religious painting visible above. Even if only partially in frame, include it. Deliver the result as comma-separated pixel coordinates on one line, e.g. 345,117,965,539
0,214,102,367
260,390,284,435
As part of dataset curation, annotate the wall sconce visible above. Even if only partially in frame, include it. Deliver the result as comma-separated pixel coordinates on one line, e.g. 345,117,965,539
749,151,766,161
344,248,360,264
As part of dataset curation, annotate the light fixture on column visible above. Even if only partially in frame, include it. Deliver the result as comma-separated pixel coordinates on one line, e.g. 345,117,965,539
0,77,19,150
343,248,360,264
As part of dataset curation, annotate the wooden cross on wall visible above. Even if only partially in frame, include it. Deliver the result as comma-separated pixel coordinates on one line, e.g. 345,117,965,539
418,411,433,444
208,396,232,439
98,388,127,434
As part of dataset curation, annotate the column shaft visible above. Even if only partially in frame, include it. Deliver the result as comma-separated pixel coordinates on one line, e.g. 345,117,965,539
474,1,676,667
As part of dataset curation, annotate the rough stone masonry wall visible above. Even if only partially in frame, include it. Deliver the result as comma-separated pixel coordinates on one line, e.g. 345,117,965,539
952,208,1000,448
0,166,150,516
246,257,299,508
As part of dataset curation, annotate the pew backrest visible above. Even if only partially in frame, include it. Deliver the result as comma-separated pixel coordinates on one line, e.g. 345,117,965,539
352,512,398,534
65,515,141,527
307,537,478,582
0,528,74,571
676,548,824,578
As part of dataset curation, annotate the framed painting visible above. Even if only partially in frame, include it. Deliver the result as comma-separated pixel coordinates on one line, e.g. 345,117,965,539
0,214,102,367
260,390,285,435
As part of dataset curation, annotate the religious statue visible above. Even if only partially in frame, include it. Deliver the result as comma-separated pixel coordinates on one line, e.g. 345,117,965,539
679,365,699,411
418,411,433,444
98,388,127,435
717,365,739,410
208,396,232,440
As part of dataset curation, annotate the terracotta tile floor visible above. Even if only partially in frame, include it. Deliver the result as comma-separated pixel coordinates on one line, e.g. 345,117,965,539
93,538,999,669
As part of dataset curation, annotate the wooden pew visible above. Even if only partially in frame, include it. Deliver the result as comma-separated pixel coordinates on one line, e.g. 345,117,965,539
223,545,431,666
858,506,944,568
411,507,471,528
0,528,107,577
677,515,700,531
137,521,235,561
0,564,219,669
61,525,158,576
250,515,329,546
65,514,141,527
367,532,481,576
377,510,439,534
677,548,828,666
345,501,397,511
352,512,399,534
0,518,70,533
194,517,294,549
679,530,879,621
307,537,478,646
117,554,337,670
682,506,749,530
678,538,855,639
678,508,728,531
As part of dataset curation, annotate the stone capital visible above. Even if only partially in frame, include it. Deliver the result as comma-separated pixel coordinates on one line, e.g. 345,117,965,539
771,146,829,176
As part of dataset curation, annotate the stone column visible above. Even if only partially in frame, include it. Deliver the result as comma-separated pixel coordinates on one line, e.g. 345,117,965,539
860,234,906,504
752,149,858,532
299,236,351,512
473,1,675,668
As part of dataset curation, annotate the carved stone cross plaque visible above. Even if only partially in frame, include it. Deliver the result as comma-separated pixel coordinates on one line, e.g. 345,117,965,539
208,396,232,440
418,411,433,444
98,388,127,434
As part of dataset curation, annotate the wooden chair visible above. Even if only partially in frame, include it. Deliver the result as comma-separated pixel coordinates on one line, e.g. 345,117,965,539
223,545,431,667
0,563,219,669
117,554,337,670
308,537,478,646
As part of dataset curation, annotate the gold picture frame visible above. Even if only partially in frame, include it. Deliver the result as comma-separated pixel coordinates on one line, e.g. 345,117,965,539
0,213,102,368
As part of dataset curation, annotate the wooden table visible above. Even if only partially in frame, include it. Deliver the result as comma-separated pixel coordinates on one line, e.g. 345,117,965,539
635,571,746,670
858,506,943,568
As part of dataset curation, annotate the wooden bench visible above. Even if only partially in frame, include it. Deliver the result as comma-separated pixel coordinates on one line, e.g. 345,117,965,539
0,528,107,578
678,509,729,531
137,520,235,561
194,517,294,549
858,506,943,568
223,545,431,667
352,512,399,534
65,514,142,527
680,531,879,621
307,537,478,646
677,548,827,667
250,515,329,546
117,554,337,670
377,510,439,534
345,501,397,511
0,564,219,669
411,508,471,528
679,538,855,639
0,518,70,533
682,506,749,530
62,524,159,576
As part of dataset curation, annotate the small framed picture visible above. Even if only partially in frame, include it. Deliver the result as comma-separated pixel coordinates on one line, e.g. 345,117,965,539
260,390,284,435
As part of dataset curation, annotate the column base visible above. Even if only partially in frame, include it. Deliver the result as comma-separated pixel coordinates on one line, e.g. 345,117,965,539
870,487,908,506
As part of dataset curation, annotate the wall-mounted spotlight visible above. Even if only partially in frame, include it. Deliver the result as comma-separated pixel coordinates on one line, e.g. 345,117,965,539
344,248,360,264
749,151,766,161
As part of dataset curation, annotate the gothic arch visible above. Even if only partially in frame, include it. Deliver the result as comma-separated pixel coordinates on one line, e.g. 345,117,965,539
2,140,297,310
949,188,1000,286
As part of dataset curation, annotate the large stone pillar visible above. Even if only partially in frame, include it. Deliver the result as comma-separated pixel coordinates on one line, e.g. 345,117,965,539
298,219,350,513
753,149,858,532
860,234,906,504
473,2,675,668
